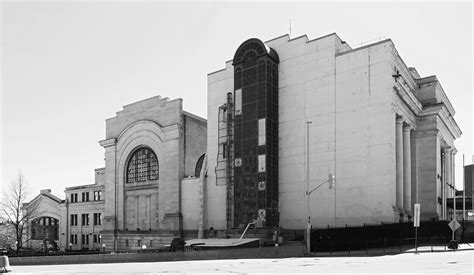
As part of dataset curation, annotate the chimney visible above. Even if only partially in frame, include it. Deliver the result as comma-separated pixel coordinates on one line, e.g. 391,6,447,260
40,189,51,194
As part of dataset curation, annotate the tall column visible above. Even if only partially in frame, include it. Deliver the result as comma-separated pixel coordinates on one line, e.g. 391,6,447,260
396,116,404,212
445,148,452,219
403,124,412,214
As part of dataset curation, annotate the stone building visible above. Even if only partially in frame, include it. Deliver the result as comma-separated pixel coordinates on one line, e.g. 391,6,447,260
24,189,62,251
205,33,462,231
20,32,463,250
59,168,105,251
98,95,207,251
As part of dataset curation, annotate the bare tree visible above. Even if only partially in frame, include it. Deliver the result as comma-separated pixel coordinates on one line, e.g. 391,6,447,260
0,171,38,252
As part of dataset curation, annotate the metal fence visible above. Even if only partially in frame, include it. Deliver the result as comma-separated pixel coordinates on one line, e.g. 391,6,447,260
310,221,453,254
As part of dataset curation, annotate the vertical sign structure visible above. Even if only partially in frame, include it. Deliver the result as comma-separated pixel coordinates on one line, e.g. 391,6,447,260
414,203,420,253
232,39,280,228
413,203,420,227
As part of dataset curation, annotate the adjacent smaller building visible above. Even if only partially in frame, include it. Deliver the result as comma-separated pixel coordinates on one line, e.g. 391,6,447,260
59,168,105,251
24,189,62,251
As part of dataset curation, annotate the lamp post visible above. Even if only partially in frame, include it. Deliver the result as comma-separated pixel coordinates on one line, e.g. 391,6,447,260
305,174,336,255
305,121,312,255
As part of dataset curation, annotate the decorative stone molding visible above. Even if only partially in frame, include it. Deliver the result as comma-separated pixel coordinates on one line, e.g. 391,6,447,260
99,138,117,148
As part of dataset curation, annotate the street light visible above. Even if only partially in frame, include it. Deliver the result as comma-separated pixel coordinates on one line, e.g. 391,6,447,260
305,121,312,255
305,173,336,254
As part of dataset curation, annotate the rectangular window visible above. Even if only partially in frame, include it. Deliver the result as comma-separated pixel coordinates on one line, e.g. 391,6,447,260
125,239,129,247
82,192,90,202
70,193,78,203
94,191,102,201
81,214,89,226
70,234,78,245
258,154,266,172
70,214,77,226
81,234,85,245
235,89,242,115
258,118,266,145
137,239,141,247
93,213,102,225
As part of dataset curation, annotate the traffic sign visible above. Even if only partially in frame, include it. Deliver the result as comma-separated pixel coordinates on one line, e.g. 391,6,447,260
413,203,420,227
448,219,461,232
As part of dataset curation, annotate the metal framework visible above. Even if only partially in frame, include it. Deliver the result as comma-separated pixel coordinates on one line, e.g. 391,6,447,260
126,147,159,183
215,92,235,229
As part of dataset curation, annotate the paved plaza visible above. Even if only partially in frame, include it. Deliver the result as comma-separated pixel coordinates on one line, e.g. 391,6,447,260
10,249,474,274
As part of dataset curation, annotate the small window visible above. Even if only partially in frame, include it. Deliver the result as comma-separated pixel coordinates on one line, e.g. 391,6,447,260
258,155,266,172
223,144,227,159
81,214,89,226
70,214,77,226
258,118,266,146
93,213,102,225
235,89,242,115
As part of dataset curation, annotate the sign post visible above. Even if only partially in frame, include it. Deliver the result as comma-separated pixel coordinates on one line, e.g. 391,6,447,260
413,203,420,253
448,218,461,250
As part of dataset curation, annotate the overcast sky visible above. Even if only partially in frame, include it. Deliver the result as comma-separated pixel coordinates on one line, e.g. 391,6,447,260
1,1,472,200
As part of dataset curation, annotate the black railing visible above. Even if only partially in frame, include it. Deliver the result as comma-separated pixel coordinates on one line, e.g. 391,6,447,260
310,221,453,254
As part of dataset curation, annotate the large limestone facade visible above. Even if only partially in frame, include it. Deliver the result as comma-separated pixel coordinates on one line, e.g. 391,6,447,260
206,33,461,231
99,95,206,251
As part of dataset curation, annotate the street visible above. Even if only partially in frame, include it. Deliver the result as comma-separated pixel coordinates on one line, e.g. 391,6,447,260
10,249,474,274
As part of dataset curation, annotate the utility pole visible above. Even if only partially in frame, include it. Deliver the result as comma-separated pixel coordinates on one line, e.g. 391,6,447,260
305,121,312,255
463,154,466,220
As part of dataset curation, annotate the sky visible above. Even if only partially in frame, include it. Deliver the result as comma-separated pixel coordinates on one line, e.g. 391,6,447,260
1,1,473,201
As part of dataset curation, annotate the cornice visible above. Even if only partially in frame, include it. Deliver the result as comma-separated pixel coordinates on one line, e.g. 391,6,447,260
99,138,117,148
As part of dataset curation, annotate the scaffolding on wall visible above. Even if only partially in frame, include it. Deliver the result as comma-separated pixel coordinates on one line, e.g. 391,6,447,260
215,92,234,230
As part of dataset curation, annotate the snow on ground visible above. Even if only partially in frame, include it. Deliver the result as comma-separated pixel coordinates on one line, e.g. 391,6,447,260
10,249,474,274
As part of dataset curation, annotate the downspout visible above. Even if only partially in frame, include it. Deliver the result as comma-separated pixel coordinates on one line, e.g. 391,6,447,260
198,154,208,239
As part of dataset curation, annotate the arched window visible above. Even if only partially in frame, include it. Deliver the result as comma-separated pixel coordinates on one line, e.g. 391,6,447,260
194,154,206,177
31,216,59,240
126,147,159,183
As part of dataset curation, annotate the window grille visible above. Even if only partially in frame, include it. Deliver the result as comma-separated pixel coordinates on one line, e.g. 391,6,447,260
126,147,159,183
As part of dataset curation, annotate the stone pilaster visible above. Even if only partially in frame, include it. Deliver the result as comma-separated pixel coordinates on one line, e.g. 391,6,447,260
403,124,412,215
396,116,404,213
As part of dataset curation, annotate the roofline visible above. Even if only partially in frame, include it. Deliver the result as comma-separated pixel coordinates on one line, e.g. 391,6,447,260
207,68,226,76
264,34,290,44
307,32,339,43
65,183,104,191
183,111,207,123
335,38,393,57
